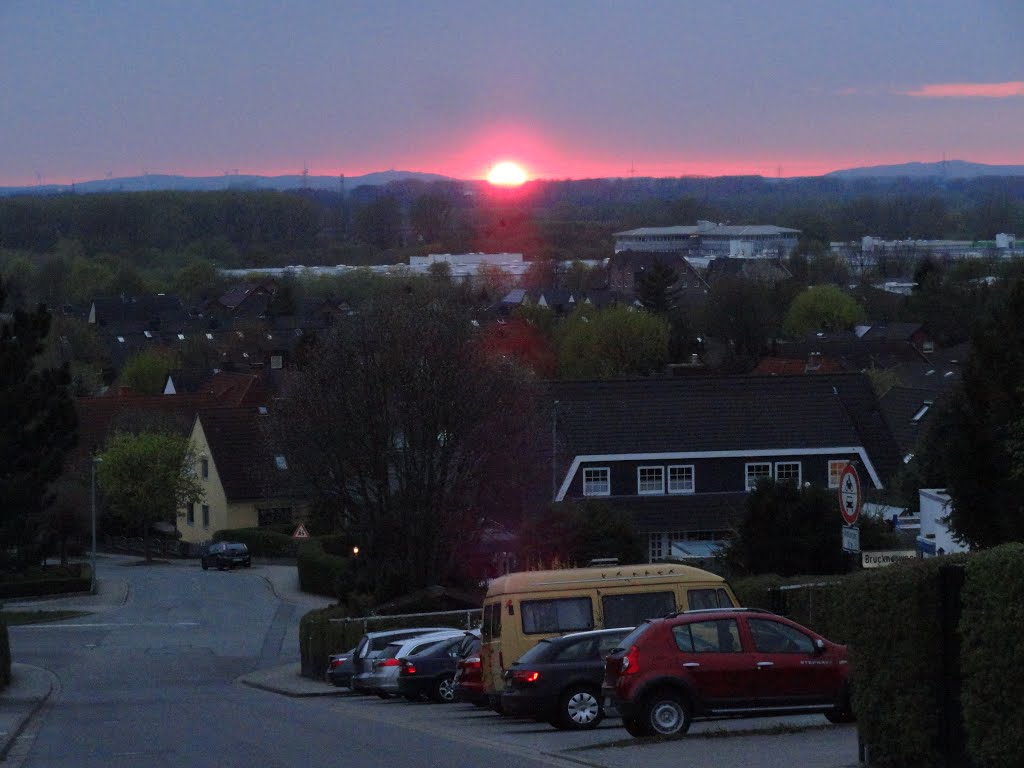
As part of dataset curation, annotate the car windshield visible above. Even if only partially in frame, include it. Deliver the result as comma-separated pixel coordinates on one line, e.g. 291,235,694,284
226,543,247,553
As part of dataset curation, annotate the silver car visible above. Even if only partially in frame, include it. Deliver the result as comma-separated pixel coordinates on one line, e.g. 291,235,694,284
350,627,456,693
361,630,468,698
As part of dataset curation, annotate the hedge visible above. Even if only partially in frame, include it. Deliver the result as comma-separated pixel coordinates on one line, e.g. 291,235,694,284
0,618,10,690
0,564,93,599
731,574,848,642
961,543,1024,767
213,527,297,558
297,539,352,598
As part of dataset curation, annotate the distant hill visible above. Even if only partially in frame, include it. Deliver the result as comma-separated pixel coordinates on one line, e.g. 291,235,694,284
0,170,452,196
825,160,1024,180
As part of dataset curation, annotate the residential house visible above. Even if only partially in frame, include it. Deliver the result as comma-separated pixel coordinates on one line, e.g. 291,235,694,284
178,406,308,543
607,250,709,306
547,374,900,562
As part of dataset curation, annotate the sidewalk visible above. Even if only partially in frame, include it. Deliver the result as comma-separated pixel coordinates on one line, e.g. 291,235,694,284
0,664,57,765
238,661,349,697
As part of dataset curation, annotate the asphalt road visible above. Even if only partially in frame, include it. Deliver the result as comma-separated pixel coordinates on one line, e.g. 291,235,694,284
8,558,859,768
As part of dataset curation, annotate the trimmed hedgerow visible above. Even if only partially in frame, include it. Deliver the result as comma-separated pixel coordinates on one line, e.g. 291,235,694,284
212,527,296,558
0,564,92,599
296,539,352,598
960,543,1024,767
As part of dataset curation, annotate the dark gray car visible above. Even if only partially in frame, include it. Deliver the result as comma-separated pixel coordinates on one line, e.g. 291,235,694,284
350,627,456,693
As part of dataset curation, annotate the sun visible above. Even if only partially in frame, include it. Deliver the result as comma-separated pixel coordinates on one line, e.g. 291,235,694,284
487,161,529,186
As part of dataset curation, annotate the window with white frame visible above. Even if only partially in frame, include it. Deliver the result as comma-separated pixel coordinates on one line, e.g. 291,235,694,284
583,467,610,496
775,461,802,485
637,466,665,495
745,462,772,490
668,465,695,494
828,460,849,489
648,533,665,562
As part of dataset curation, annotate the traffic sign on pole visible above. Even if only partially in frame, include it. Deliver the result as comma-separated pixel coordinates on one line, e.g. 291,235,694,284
839,463,862,526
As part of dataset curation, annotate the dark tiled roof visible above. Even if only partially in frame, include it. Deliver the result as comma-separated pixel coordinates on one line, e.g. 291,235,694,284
857,322,924,342
548,373,901,483
197,407,304,502
605,492,749,533
879,386,945,454
772,333,927,370
887,361,961,391
752,356,847,375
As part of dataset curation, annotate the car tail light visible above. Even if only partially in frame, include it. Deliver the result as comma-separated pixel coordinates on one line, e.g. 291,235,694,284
378,658,400,668
329,658,347,669
511,670,540,684
621,645,640,676
401,661,417,675
463,656,480,669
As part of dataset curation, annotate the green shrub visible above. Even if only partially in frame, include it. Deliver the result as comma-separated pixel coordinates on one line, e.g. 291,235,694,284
213,527,296,558
834,555,967,768
297,539,353,598
961,543,1024,767
731,573,848,642
0,564,92,599
0,617,10,690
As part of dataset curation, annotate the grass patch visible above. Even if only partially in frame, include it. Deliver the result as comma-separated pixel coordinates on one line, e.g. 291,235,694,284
1,610,92,626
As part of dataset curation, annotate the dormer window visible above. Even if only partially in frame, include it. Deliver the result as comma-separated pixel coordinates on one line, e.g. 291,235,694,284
116,335,125,343
583,467,610,497
144,330,152,339
206,333,214,340
177,333,185,340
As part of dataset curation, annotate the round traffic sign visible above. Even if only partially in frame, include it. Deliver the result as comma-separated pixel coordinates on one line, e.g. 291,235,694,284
838,463,861,526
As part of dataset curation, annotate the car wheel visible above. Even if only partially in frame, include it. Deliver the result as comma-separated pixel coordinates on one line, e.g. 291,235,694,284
825,685,855,724
489,695,506,715
554,686,603,730
431,674,456,704
640,691,691,736
622,716,651,737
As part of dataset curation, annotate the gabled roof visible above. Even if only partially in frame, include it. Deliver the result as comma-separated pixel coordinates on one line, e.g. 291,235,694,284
879,386,942,454
773,332,928,370
548,373,900,485
196,407,304,503
855,322,925,342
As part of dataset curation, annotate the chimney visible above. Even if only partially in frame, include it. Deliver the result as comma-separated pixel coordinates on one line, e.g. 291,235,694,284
806,352,822,371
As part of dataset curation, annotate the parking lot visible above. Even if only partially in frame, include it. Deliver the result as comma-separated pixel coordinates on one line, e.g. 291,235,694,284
320,690,861,768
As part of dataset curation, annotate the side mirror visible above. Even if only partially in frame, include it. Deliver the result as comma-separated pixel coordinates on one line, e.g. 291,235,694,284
814,638,826,654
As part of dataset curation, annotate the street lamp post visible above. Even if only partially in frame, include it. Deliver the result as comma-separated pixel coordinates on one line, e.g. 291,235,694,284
91,457,101,593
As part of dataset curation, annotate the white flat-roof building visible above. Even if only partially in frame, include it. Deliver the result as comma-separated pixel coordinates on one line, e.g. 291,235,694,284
613,220,800,259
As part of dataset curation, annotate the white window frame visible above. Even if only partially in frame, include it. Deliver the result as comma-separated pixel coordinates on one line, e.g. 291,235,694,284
745,462,772,491
667,464,695,494
774,461,802,485
637,465,665,495
828,460,849,489
582,467,610,497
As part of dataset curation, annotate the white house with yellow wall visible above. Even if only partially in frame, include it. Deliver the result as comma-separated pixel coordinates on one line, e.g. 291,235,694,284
178,406,307,543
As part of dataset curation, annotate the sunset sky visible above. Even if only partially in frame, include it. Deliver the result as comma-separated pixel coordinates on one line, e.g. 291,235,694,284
1,0,1022,186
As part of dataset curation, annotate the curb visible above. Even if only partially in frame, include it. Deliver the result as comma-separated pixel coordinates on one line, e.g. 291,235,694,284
238,677,350,698
0,664,58,764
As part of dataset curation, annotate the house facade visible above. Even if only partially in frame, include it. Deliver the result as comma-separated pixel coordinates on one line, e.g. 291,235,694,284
178,407,308,543
547,374,900,562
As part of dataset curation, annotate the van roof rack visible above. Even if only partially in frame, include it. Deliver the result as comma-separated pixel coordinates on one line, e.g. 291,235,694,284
663,607,777,619
587,557,620,567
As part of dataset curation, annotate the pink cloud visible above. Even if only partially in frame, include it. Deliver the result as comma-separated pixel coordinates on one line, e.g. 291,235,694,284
900,81,1024,98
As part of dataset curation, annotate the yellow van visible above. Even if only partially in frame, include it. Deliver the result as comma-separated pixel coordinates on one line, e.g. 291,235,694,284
479,563,736,709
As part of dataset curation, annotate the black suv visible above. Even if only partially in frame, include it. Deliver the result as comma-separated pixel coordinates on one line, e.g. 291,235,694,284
201,541,251,570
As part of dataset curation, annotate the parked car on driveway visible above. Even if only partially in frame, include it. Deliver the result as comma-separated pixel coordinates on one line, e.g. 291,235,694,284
350,627,460,694
361,630,468,698
325,647,358,688
399,630,481,703
501,627,634,730
603,607,852,737
201,541,251,570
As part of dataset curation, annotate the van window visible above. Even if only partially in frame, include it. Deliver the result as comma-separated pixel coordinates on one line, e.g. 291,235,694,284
482,602,501,640
521,597,594,634
601,591,675,628
687,588,734,610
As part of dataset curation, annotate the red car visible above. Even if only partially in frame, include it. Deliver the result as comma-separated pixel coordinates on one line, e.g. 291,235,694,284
603,608,853,737
453,636,485,706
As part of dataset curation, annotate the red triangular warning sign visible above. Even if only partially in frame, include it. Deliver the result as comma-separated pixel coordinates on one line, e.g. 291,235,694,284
292,523,310,539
